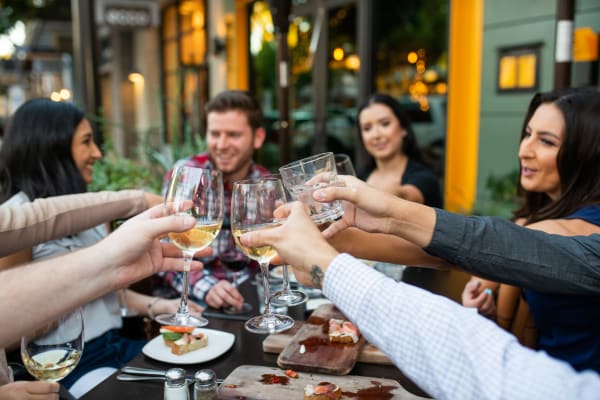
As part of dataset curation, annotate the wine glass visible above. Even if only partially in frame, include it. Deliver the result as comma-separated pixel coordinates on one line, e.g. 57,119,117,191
231,178,294,334
155,166,224,327
21,308,84,382
118,288,138,317
334,153,357,176
217,229,252,314
262,176,308,307
279,152,344,230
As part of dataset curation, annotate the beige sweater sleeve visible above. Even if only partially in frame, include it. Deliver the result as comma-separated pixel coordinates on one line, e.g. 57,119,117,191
0,190,147,256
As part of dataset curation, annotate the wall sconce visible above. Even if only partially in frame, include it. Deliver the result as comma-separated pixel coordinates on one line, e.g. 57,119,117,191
128,70,144,84
214,37,227,56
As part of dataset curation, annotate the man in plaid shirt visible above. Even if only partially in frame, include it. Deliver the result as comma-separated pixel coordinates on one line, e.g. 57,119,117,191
154,90,270,312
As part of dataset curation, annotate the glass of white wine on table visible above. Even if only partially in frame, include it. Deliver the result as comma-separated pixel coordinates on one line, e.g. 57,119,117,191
231,178,294,334
156,165,224,327
21,307,84,383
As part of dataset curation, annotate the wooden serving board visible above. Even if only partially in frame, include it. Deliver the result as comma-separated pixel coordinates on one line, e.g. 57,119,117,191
275,304,365,375
218,365,427,400
263,321,393,365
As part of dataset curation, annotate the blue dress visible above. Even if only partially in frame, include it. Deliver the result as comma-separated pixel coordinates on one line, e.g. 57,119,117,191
524,205,600,373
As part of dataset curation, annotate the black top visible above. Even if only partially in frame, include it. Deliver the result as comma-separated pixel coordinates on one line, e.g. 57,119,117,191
360,158,443,208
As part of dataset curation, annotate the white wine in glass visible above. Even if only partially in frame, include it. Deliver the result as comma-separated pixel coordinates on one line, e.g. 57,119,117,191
21,307,84,382
231,178,294,334
156,166,224,327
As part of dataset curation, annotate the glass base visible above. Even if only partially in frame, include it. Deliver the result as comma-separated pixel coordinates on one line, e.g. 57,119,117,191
244,313,294,334
270,290,308,307
223,302,252,315
120,308,139,318
154,312,208,327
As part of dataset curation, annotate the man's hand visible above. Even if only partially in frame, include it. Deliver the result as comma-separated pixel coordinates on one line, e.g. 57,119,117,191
240,202,338,288
205,280,244,310
314,175,399,238
96,205,210,288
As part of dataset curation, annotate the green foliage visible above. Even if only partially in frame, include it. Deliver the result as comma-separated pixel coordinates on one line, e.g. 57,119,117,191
89,137,159,193
90,124,206,194
486,169,519,203
474,169,520,217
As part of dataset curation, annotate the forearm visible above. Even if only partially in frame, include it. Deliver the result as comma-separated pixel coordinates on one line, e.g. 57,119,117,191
328,228,448,267
324,254,600,399
0,190,147,256
384,197,437,247
0,246,114,347
426,210,600,295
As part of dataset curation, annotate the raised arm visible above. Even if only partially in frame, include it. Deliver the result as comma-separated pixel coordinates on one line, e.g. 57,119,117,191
316,176,600,295
240,202,600,399
0,205,206,347
0,190,149,256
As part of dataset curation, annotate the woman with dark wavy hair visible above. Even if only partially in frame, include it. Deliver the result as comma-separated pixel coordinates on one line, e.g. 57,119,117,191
356,93,442,208
0,98,198,398
462,88,600,373
0,98,90,201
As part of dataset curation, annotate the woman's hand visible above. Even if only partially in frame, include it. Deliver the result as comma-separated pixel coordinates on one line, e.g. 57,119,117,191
0,381,59,400
462,279,497,319
314,175,401,238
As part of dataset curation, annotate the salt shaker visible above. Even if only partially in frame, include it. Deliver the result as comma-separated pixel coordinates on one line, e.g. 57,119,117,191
164,368,189,400
192,369,218,400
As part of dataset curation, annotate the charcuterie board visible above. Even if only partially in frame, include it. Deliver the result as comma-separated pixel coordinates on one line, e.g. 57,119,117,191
218,365,427,399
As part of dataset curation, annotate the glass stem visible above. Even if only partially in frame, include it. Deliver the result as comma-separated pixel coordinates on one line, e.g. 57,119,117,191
232,271,239,289
260,262,272,317
176,252,193,316
281,265,291,292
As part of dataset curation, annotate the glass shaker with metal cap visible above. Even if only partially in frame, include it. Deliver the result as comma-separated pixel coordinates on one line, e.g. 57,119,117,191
193,369,218,400
164,368,189,400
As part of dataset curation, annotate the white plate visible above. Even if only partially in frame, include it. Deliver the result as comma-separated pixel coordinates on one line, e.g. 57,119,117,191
269,265,298,283
142,328,235,365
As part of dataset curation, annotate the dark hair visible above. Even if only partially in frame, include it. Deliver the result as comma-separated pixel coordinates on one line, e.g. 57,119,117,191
0,98,87,202
205,90,263,131
356,93,424,177
514,88,600,223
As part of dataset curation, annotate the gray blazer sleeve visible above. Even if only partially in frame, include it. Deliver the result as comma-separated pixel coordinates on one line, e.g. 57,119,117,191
425,209,600,295
0,190,147,256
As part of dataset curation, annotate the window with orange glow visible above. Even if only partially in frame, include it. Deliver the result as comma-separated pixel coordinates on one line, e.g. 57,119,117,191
497,45,540,92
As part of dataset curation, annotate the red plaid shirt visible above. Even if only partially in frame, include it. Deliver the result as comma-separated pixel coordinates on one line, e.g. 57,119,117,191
155,153,270,302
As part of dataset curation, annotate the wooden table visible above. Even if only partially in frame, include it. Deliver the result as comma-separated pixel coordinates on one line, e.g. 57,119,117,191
80,267,469,399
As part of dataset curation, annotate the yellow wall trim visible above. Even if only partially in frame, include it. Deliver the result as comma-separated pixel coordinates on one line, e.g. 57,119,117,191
445,0,483,213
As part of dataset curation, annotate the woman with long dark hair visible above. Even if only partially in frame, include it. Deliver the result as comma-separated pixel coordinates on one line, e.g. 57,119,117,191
462,89,600,373
356,93,442,208
0,98,201,398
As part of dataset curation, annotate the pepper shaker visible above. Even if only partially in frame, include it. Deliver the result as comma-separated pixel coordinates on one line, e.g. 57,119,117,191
164,368,189,400
192,369,218,400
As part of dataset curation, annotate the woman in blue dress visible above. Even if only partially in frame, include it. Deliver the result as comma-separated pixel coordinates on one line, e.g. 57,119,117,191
462,89,600,373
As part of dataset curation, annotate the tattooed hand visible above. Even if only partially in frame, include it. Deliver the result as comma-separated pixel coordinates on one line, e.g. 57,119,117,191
239,202,339,288
310,265,325,289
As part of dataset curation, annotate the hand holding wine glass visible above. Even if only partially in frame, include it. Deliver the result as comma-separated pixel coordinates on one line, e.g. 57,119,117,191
21,307,84,383
155,166,224,327
231,178,294,334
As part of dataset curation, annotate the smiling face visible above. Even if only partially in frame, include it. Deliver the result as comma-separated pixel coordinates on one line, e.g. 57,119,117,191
71,118,102,184
206,109,265,184
359,103,406,161
518,102,565,200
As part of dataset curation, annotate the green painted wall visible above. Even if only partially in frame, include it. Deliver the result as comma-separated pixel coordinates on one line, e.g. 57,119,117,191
476,0,600,215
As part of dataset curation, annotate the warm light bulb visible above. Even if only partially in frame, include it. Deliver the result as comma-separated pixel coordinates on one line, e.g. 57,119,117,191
333,47,344,61
128,72,144,84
